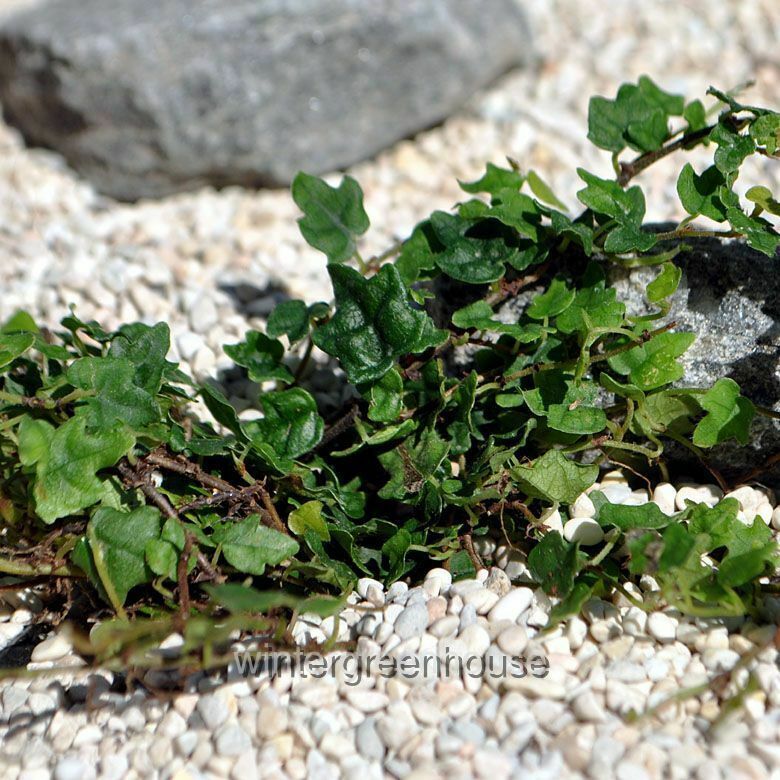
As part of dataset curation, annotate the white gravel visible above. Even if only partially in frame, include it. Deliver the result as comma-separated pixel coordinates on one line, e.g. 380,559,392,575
1,0,780,777
1,478,780,779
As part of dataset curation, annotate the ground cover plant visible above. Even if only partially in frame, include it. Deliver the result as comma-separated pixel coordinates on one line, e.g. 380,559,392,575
0,78,778,675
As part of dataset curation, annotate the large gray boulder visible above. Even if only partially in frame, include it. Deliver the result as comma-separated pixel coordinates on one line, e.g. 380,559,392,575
0,0,532,200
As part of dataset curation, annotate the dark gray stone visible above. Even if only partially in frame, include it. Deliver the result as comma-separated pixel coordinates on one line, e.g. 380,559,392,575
610,237,780,487
0,0,532,200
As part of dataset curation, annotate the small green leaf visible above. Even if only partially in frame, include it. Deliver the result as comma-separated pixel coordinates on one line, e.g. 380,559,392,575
292,173,369,263
366,368,404,423
213,516,299,575
692,378,755,447
378,427,450,501
577,170,646,226
313,263,442,385
395,222,439,286
603,224,658,253
108,322,170,396
288,501,330,541
82,507,163,606
249,388,323,459
526,170,567,210
608,331,696,390
20,416,135,524
528,531,579,598
224,331,293,384
750,113,779,155
745,186,780,217
513,450,599,506
452,300,543,339
527,278,575,320
676,164,728,221
546,403,607,435
266,300,310,342
66,357,161,429
725,207,780,257
710,123,756,175
204,583,302,613
0,332,35,368
683,99,707,132
598,502,674,531
429,211,516,284
459,163,524,196
646,262,682,303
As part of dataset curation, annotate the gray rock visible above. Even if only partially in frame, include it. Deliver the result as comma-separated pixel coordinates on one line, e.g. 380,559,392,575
355,717,385,761
610,236,780,486
394,601,429,639
0,0,532,200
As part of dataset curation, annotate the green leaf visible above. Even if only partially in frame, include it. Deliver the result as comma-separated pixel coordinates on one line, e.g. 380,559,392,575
312,263,442,385
692,378,755,447
292,173,369,263
395,222,438,286
528,531,579,598
66,357,161,429
366,368,404,423
82,507,162,606
483,190,544,243
249,388,323,459
646,262,682,303
683,99,707,132
608,331,696,390
527,278,575,320
213,516,299,575
204,583,302,614
459,163,524,196
266,300,310,342
556,264,626,336
676,164,728,221
526,170,567,209
710,123,756,175
288,501,330,541
223,331,293,384
577,170,646,226
513,450,599,506
108,322,170,396
0,332,34,368
452,300,544,339
603,224,657,253
598,502,674,531
546,403,607,435
19,416,135,524
549,211,594,255
200,383,244,437
378,427,450,501
750,113,779,155
429,211,516,284
2,310,39,334
587,77,683,153
725,207,780,257
745,186,780,217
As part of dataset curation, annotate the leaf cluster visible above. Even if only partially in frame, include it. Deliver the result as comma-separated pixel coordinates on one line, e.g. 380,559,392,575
0,80,778,665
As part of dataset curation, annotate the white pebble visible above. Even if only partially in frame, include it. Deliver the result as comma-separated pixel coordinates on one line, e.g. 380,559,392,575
646,612,677,643
30,633,72,663
488,588,533,623
572,493,596,518
652,482,677,515
563,517,605,546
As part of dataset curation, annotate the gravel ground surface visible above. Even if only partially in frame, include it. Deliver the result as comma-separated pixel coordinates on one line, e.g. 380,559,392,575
2,478,780,780
1,0,780,778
